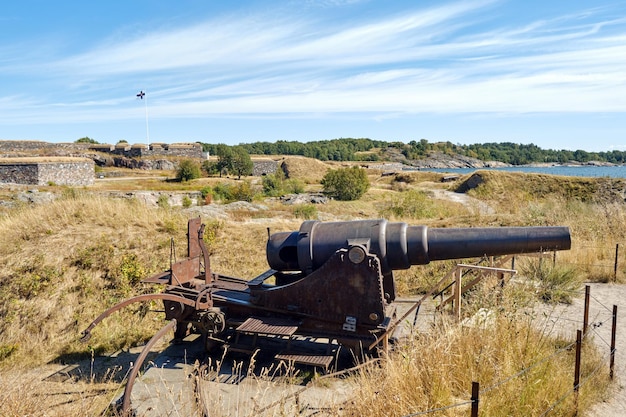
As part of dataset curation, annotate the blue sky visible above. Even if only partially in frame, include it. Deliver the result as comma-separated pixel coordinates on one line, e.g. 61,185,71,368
1,1,625,152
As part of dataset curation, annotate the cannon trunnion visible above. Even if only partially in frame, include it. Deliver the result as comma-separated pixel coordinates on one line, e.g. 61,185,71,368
82,218,571,413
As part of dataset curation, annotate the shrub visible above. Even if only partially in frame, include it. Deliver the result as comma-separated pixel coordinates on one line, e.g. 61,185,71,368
293,204,317,220
200,186,213,205
211,183,231,202
211,181,256,203
182,195,193,208
378,189,440,219
175,159,201,182
262,171,285,197
230,181,255,202
118,253,145,286
529,263,582,304
285,178,305,194
157,194,170,209
321,166,370,201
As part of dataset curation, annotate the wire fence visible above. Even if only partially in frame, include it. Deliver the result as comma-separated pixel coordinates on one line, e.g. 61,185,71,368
398,285,618,417
567,243,626,282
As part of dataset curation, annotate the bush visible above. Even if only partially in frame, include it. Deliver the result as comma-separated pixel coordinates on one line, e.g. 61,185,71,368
285,178,305,194
176,159,201,182
293,204,317,220
321,166,370,201
230,181,255,202
262,171,285,197
521,261,582,304
211,181,256,203
182,195,193,208
157,194,170,209
379,189,439,219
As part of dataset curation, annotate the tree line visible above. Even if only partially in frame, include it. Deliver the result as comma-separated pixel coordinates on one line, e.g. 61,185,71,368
199,139,625,165
80,136,622,166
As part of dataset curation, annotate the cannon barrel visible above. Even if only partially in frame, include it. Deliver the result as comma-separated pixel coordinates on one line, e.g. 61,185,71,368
267,219,571,275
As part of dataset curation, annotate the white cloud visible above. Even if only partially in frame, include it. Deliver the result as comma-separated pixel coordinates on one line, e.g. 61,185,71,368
1,0,625,128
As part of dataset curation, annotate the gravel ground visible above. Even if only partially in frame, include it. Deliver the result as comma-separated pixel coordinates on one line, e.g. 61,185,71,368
534,283,625,416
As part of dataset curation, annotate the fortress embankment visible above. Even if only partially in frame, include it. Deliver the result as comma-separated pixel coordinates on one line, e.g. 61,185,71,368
0,157,95,186
0,140,280,185
0,140,205,186
0,140,206,159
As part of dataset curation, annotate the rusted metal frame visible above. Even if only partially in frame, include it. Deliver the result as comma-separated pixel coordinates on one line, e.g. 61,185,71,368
247,269,278,287
367,272,454,351
438,264,517,310
121,319,177,414
141,270,171,284
80,294,199,342
197,223,213,283
194,287,212,310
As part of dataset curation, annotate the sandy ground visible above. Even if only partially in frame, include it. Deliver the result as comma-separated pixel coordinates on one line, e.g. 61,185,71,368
533,283,626,416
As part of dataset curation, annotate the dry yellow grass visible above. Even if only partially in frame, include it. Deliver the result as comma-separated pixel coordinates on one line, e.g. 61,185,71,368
0,169,622,415
280,156,331,183
344,312,609,417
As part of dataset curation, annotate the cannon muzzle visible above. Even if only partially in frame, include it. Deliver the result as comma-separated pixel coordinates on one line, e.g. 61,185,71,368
267,219,571,275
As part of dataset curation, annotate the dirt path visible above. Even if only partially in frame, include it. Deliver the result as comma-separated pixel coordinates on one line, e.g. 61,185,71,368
429,189,495,215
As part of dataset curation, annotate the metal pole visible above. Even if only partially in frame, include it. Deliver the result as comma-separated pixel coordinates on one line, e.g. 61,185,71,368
144,90,150,144
614,244,619,283
454,267,462,320
583,286,590,338
610,305,617,380
471,381,480,417
574,330,582,415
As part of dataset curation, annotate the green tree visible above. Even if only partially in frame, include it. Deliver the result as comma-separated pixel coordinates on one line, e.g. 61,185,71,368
75,137,98,144
214,144,234,177
176,159,201,182
321,166,370,201
231,146,253,179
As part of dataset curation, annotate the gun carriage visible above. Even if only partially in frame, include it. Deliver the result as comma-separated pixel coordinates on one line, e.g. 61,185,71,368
82,218,571,412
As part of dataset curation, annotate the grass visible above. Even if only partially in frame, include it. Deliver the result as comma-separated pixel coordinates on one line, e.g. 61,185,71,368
344,311,609,417
0,167,623,415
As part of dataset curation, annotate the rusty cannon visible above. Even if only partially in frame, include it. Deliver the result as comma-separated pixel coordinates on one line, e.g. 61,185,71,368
82,218,571,413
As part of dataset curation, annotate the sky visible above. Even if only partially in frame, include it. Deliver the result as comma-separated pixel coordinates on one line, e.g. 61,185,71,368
1,0,625,152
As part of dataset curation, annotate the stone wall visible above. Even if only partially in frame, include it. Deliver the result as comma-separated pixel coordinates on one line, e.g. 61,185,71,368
0,163,38,184
89,143,205,159
253,160,280,176
0,158,94,186
0,140,205,159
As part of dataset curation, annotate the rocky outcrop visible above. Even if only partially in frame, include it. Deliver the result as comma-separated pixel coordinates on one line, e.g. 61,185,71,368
409,152,510,169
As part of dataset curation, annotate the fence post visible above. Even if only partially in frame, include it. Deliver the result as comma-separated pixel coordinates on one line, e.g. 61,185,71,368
614,244,619,283
454,267,462,320
611,305,617,380
471,381,480,417
583,286,590,338
574,330,582,415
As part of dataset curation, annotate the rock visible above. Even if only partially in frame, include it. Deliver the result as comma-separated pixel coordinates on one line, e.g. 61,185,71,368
280,193,328,205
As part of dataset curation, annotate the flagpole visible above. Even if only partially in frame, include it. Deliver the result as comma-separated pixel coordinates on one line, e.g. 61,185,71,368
143,90,150,144
136,90,150,145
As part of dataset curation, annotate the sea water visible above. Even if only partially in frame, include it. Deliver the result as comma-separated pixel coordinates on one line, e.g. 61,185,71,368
421,165,626,179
